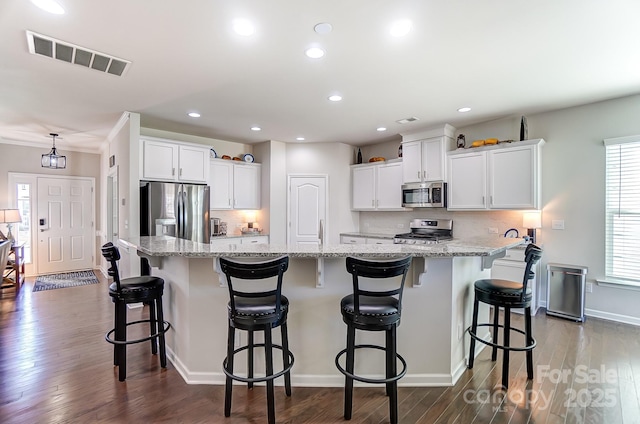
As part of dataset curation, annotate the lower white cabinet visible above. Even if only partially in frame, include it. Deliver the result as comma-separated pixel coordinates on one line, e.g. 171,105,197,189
340,235,394,245
210,235,269,246
491,247,539,315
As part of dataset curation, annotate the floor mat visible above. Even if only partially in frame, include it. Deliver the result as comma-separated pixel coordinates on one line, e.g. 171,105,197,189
33,270,99,292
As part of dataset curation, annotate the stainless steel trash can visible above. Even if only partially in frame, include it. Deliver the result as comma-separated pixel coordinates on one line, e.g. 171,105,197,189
546,263,588,322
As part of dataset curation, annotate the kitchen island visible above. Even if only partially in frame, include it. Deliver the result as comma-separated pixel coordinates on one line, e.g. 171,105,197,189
121,236,524,387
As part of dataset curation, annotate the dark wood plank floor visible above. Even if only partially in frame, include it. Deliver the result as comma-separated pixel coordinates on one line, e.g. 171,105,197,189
2,272,640,423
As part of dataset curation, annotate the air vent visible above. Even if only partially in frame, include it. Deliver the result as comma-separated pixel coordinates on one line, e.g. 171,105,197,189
396,117,420,124
26,30,131,77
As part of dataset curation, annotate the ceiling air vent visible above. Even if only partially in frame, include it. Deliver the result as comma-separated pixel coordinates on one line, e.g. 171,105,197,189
26,30,131,77
396,117,419,124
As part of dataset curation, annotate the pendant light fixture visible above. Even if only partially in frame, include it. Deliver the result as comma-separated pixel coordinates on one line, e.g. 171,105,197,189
41,133,66,169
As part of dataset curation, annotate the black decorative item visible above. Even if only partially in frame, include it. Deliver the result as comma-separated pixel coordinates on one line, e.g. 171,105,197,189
520,116,528,141
357,148,363,164
456,134,466,149
398,144,403,158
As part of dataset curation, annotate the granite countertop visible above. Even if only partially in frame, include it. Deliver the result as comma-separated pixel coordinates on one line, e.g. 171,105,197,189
120,236,524,259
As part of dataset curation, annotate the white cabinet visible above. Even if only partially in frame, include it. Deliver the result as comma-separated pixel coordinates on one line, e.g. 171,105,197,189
209,160,261,210
141,138,209,183
341,235,367,244
491,247,539,315
351,160,404,211
241,235,269,244
340,235,393,244
447,139,544,211
402,137,450,183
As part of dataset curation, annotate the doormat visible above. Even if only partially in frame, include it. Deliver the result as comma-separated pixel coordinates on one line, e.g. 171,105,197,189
33,270,99,292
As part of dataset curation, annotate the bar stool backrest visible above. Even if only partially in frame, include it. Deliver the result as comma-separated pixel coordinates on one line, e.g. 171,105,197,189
101,242,122,292
220,256,289,319
521,243,543,300
345,256,412,315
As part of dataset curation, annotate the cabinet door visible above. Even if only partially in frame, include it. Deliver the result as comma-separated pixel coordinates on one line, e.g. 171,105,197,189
423,137,445,181
352,165,376,210
376,162,403,209
233,163,261,209
178,145,209,183
489,146,537,209
401,141,422,183
447,152,486,210
209,160,233,209
143,140,177,181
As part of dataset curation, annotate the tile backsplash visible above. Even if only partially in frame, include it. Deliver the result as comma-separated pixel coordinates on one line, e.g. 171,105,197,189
210,210,264,236
359,210,531,240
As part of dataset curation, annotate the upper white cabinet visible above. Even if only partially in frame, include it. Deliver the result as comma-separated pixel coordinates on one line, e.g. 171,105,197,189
141,138,209,183
209,160,261,210
447,139,545,210
401,124,455,184
352,160,405,211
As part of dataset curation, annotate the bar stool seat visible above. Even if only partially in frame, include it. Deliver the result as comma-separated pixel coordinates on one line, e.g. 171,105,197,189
335,256,412,424
467,243,542,389
101,242,171,382
220,256,294,424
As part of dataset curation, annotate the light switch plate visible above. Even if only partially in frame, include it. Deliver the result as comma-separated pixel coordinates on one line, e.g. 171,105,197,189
552,220,565,230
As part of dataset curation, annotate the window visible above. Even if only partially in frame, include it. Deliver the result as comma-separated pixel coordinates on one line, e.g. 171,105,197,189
604,135,640,285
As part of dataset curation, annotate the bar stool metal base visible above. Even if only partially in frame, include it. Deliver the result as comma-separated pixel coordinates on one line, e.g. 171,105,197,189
467,323,537,353
222,342,295,383
105,319,172,346
335,344,407,384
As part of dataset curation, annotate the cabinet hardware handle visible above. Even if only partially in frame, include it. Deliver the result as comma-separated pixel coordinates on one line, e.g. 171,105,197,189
423,170,426,179
490,196,493,205
172,168,175,176
180,168,183,176
482,196,485,205
418,171,420,180
372,200,375,207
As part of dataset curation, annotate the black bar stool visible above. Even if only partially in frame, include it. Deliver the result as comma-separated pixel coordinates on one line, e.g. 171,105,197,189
101,242,171,381
335,256,412,424
219,256,294,424
467,243,543,389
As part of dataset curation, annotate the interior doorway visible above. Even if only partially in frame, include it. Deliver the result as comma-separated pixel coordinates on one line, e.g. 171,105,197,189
287,175,328,245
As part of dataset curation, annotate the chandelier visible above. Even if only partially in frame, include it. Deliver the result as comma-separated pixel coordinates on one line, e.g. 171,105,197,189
41,133,66,169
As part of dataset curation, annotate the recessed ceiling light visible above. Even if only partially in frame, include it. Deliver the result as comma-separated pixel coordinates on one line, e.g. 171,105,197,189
233,19,255,36
296,137,305,141
305,47,325,59
188,112,201,118
377,127,387,132
390,19,412,37
30,0,65,14
328,95,342,102
314,23,333,34
458,107,472,113
250,126,261,131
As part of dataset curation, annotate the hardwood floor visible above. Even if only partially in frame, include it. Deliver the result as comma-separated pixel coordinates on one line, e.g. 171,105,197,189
2,272,640,423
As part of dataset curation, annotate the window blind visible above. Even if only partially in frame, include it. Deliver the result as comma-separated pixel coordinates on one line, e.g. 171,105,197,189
604,136,640,284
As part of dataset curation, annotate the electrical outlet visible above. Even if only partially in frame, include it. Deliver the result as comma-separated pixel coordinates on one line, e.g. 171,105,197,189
236,223,243,228
586,282,593,293
552,220,565,230
397,223,405,229
488,227,499,234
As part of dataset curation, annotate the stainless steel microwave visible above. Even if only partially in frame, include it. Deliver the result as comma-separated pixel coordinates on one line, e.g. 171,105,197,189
401,182,447,208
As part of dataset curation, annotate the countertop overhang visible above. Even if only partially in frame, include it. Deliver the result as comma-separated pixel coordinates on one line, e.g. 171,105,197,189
120,236,525,259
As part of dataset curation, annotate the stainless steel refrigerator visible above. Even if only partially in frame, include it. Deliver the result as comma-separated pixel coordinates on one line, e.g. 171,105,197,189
140,181,210,244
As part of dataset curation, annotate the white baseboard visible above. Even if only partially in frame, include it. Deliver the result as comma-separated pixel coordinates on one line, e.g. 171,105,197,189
538,300,640,327
166,346,458,387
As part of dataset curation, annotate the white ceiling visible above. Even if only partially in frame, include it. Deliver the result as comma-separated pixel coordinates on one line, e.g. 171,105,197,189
1,0,640,153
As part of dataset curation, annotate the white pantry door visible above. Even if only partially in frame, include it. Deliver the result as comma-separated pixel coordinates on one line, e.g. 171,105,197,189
37,177,94,274
288,176,327,245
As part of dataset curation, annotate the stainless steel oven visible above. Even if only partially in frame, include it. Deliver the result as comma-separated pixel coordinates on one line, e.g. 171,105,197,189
401,181,447,208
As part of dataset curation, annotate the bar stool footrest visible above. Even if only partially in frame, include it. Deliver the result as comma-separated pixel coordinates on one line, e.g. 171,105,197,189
466,323,536,352
335,344,407,384
105,319,171,346
223,343,295,384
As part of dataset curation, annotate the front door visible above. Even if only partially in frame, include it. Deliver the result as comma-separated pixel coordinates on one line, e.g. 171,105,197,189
37,177,94,274
288,176,327,245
